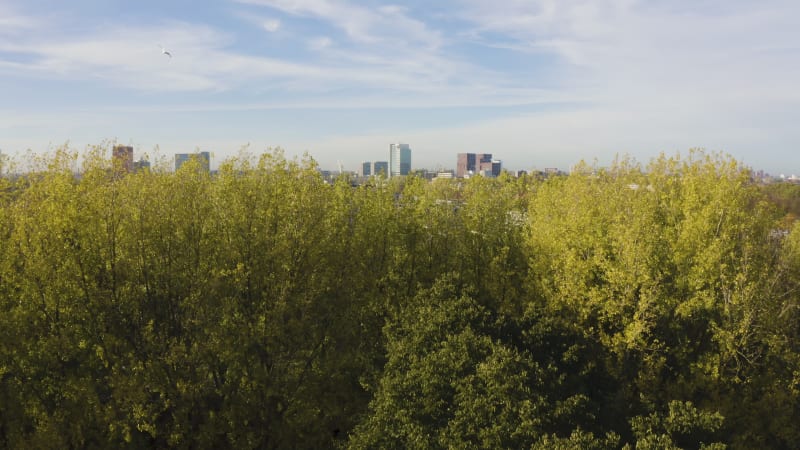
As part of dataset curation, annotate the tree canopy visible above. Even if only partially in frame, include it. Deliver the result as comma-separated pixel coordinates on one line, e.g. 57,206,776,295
1,146,799,449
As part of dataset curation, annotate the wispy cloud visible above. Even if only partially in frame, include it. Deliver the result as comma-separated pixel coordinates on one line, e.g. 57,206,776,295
229,0,538,101
454,0,800,99
234,0,443,48
233,10,282,33
1,21,233,90
230,0,463,90
307,36,332,51
0,3,560,108
0,4,40,33
0,21,438,94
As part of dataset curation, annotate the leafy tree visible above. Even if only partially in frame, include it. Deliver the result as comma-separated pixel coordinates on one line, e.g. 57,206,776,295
3,146,800,448
626,401,725,450
350,276,614,449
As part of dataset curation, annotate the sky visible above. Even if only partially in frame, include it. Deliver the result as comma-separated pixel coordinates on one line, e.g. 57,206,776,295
1,0,799,174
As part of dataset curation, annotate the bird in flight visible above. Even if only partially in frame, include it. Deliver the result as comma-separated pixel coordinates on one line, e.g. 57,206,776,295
159,44,172,58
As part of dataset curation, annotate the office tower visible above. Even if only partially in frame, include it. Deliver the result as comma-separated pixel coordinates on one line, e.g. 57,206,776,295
175,151,210,172
373,161,389,177
456,153,475,178
361,161,372,177
113,145,134,173
456,153,493,178
389,143,411,177
490,160,502,177
476,153,493,175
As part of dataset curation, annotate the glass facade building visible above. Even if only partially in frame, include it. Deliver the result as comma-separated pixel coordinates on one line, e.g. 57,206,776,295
389,143,411,177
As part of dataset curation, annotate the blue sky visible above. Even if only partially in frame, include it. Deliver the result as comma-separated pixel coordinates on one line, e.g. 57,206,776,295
1,0,799,173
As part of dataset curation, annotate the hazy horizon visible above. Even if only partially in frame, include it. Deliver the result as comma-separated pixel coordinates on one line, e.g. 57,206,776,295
2,0,799,174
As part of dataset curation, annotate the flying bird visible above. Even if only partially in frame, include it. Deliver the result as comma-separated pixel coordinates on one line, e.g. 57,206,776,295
158,44,172,58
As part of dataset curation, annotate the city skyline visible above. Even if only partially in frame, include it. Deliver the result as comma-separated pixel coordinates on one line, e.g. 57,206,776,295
1,1,800,175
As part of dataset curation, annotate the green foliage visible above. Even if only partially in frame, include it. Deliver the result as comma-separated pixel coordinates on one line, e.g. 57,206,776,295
761,182,800,229
627,401,725,450
0,146,798,448
351,275,618,449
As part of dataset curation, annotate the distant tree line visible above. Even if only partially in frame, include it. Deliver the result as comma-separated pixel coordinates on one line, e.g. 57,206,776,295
1,147,799,448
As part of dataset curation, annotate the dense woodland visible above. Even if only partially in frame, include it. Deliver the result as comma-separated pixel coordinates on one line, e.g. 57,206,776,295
1,147,800,449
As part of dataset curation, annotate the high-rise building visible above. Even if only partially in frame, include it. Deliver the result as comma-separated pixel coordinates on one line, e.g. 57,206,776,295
456,153,475,178
490,160,502,177
389,143,411,177
373,161,389,177
175,151,210,172
456,153,493,178
361,161,372,177
113,145,134,173
476,153,493,176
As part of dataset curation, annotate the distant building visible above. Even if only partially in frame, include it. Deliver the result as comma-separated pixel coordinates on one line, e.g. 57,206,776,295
489,160,502,177
361,161,372,177
175,151,210,172
389,143,411,177
113,145,134,173
456,153,493,178
457,153,474,178
373,161,389,178
476,157,500,177
433,171,454,181
544,168,561,177
133,158,151,173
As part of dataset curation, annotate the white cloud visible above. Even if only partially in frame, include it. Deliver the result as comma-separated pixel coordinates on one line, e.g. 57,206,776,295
0,21,446,94
233,10,283,33
456,1,800,91
451,0,800,142
0,4,39,33
0,5,554,107
0,1,560,104
262,18,281,32
308,36,332,51
229,0,467,96
1,22,235,90
233,0,443,48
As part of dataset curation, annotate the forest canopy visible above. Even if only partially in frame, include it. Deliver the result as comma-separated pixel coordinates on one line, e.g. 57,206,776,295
1,147,799,449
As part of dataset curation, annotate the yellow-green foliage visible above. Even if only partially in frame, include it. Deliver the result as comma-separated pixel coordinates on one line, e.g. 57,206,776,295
0,146,799,449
